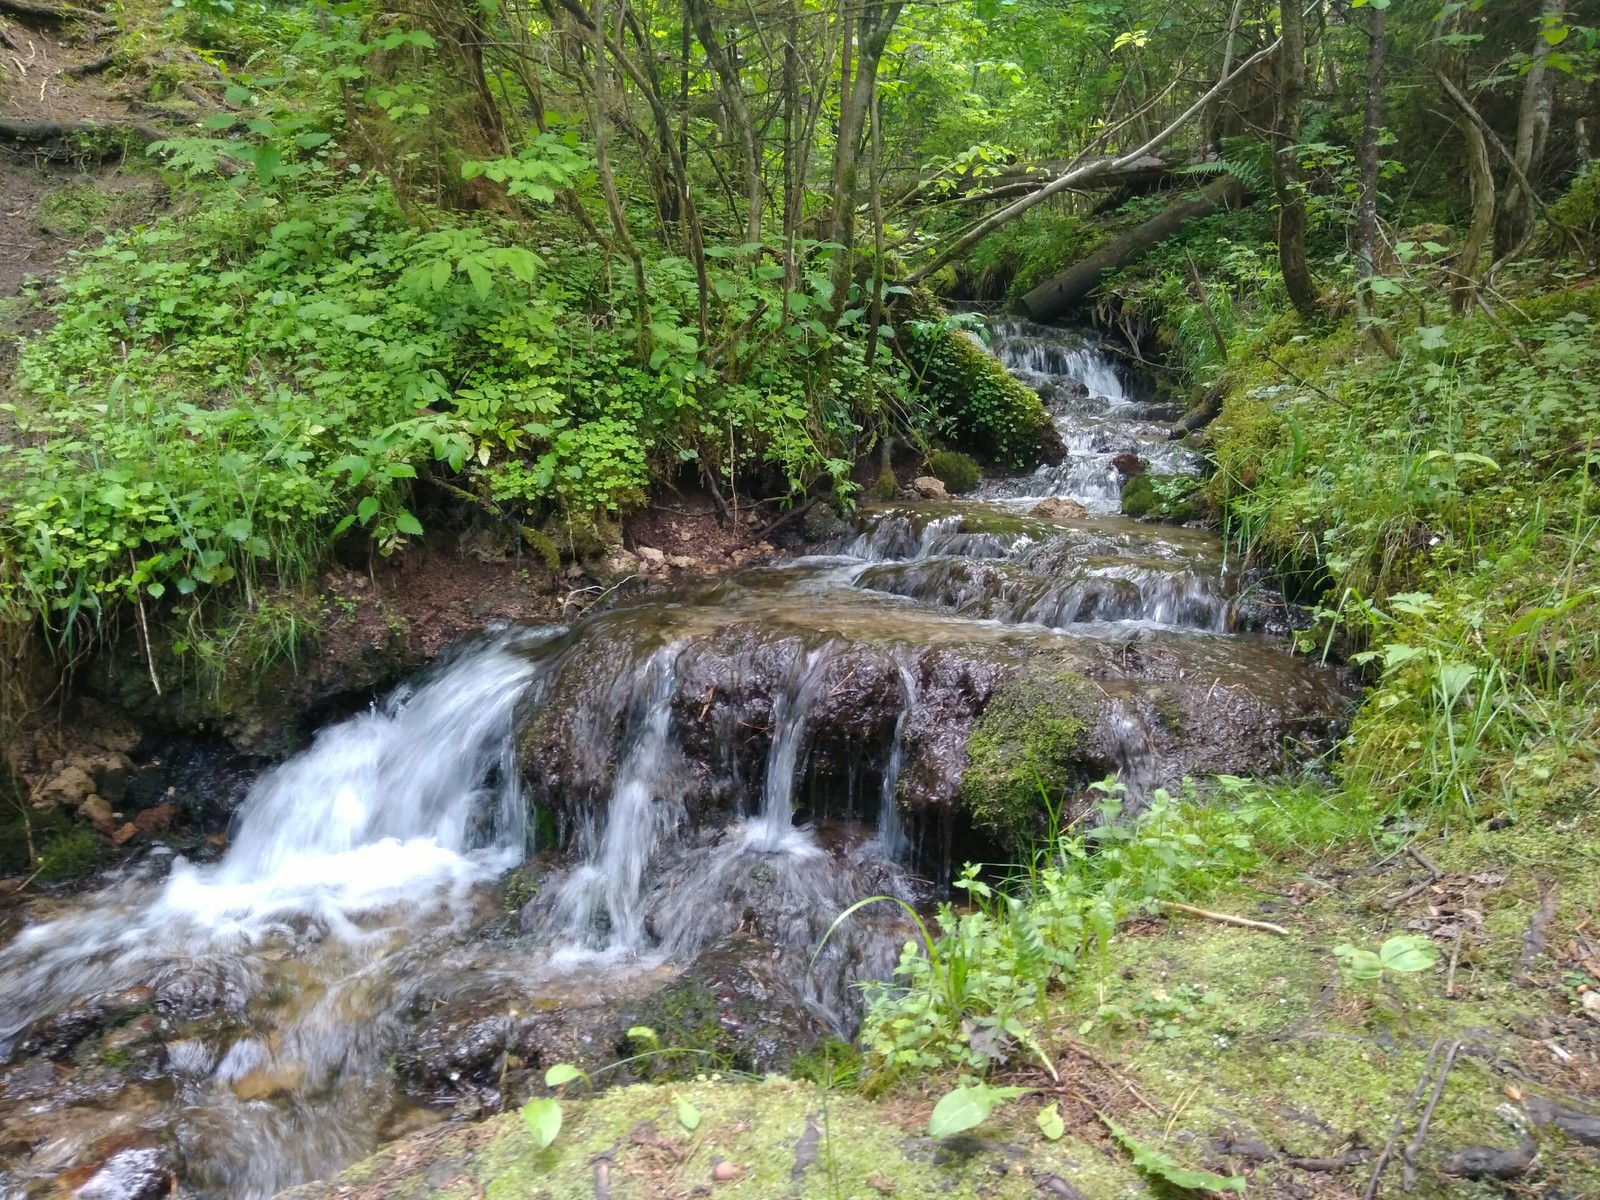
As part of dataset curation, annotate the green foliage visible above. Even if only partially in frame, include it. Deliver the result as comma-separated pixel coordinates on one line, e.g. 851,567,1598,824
36,826,103,882
927,450,980,494
926,1083,1032,1137
1103,1118,1246,1193
852,779,1263,1077
1120,473,1196,521
872,465,899,500
964,210,1099,305
1331,934,1440,984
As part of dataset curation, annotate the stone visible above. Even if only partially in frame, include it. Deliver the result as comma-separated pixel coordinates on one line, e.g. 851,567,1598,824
1028,497,1088,521
636,546,667,567
79,795,115,831
34,764,95,809
602,548,641,579
666,554,700,570
112,822,140,846
67,1144,175,1200
1111,452,1144,477
911,476,948,500
133,803,175,832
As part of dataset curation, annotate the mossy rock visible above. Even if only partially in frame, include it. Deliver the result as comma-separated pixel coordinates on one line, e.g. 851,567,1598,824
276,1076,1143,1200
1121,474,1195,523
871,464,898,500
927,450,980,494
959,664,1097,842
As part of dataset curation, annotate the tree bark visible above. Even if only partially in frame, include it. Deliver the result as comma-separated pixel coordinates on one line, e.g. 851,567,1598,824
1272,0,1319,318
686,0,763,247
1019,176,1247,321
1354,2,1385,282
1500,0,1568,254
1453,113,1495,313
824,0,903,326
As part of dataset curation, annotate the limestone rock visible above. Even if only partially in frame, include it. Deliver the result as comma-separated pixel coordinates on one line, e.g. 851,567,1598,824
636,546,667,568
911,476,948,500
666,554,700,570
34,764,95,809
1029,497,1088,521
79,795,115,831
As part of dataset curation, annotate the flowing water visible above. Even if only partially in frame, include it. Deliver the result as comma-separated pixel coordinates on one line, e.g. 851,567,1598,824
0,323,1353,1199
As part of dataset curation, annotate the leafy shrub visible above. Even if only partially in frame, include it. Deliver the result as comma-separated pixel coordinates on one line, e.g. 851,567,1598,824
927,451,979,494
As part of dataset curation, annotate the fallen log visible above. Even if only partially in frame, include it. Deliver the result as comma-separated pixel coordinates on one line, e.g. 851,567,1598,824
1019,175,1247,322
0,0,95,21
908,153,1175,204
0,118,165,157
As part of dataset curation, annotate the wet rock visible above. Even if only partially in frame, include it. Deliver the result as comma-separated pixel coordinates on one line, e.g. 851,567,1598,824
802,503,851,544
911,476,948,500
1028,497,1088,521
1110,452,1144,477
63,1143,176,1200
14,987,155,1061
1439,1136,1536,1180
636,546,667,568
600,548,641,581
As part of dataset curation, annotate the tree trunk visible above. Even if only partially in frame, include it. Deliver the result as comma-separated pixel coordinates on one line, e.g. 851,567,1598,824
1453,114,1495,314
1500,0,1568,254
686,0,763,247
824,0,903,327
1354,2,1384,281
1019,176,1247,322
1272,0,1319,318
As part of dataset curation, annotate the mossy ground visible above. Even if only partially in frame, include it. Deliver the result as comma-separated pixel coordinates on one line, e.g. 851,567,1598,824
286,798,1598,1199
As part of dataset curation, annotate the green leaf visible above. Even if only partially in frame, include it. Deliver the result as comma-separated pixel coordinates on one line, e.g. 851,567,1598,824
1037,1102,1065,1141
928,1085,1030,1138
1105,1118,1245,1192
357,496,380,525
544,1063,584,1088
1379,934,1439,974
675,1095,701,1131
626,1026,660,1047
429,259,451,291
521,1097,562,1149
395,510,424,536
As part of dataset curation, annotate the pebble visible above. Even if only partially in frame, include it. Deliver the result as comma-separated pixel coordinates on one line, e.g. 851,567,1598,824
711,1160,741,1182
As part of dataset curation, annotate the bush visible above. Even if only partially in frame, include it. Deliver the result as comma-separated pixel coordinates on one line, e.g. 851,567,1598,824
928,451,980,494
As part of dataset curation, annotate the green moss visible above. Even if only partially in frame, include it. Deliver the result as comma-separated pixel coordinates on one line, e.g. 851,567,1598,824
280,1076,1146,1200
927,450,980,494
872,464,898,500
1120,474,1194,522
903,294,1056,470
34,182,115,240
959,664,1096,842
1121,474,1157,518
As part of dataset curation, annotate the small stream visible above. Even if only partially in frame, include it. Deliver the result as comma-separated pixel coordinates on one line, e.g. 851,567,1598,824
0,323,1352,1199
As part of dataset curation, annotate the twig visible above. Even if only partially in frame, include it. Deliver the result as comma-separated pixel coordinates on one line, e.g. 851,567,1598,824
1407,845,1441,880
1515,884,1560,983
58,51,112,76
1381,877,1436,912
1062,1042,1163,1116
1156,900,1290,936
1445,927,1463,999
1402,1039,1461,1191
1363,1037,1445,1200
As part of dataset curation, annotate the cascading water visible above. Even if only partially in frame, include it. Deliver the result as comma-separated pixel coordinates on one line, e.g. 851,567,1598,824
0,319,1354,1200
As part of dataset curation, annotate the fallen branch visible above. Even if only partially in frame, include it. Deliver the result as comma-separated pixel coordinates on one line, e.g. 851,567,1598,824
1515,884,1560,983
0,0,92,20
1156,900,1290,936
906,28,1289,283
1381,877,1437,912
1444,927,1463,999
1401,1039,1461,1191
1363,1037,1445,1200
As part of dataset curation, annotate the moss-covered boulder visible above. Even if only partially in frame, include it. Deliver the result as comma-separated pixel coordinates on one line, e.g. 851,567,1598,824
958,664,1097,841
274,1076,1142,1200
1121,473,1196,522
928,450,981,494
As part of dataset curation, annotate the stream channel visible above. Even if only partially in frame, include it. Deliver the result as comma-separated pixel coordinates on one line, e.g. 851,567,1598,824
0,322,1355,1199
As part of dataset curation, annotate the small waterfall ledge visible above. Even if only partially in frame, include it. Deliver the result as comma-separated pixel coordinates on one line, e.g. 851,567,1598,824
0,323,1356,1200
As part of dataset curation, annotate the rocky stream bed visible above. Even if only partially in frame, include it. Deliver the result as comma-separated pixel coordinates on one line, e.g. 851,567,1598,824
0,324,1360,1199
